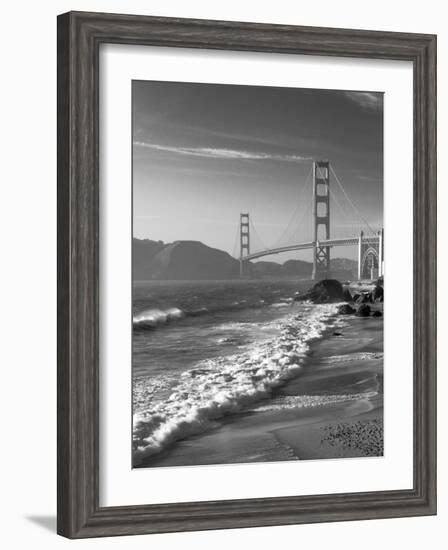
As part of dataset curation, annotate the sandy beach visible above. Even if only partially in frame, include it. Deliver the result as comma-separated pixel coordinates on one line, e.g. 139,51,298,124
136,299,383,468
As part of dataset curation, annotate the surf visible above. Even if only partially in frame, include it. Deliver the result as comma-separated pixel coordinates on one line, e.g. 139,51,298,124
133,307,185,329
132,303,342,463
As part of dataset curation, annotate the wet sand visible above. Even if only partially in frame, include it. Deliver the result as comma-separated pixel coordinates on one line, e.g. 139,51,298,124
137,307,383,468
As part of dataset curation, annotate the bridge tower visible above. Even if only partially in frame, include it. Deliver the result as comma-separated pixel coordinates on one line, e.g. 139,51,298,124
312,160,331,280
239,212,250,278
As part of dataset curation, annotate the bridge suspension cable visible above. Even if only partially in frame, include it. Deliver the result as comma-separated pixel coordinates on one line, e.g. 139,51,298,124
249,217,270,252
328,184,364,239
272,165,314,249
329,165,376,235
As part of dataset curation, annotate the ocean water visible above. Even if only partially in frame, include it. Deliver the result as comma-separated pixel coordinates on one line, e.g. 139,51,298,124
132,280,344,464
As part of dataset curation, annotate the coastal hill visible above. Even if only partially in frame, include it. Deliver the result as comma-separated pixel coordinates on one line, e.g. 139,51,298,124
133,238,357,280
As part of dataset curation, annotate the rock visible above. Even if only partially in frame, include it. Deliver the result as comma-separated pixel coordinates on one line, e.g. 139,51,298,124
356,304,371,317
295,279,345,304
333,331,343,336
337,303,356,315
372,284,384,302
371,310,383,317
356,292,372,304
342,287,353,302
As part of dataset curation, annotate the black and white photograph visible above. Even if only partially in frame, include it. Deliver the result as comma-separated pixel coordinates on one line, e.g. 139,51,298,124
0,0,441,544
132,81,384,468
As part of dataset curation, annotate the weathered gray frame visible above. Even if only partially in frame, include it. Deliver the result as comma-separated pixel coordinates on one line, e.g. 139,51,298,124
57,11,437,538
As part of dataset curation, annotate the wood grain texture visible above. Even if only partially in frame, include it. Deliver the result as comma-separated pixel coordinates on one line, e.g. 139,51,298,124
57,11,437,538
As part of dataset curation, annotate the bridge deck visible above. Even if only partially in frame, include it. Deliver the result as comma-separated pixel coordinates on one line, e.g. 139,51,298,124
240,236,380,261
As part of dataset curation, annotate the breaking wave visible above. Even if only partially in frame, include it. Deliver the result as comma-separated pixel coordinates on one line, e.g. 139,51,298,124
133,297,296,331
133,304,342,463
133,307,185,329
132,303,257,330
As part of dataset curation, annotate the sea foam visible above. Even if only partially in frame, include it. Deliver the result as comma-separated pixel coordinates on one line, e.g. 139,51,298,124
133,303,341,462
251,392,377,412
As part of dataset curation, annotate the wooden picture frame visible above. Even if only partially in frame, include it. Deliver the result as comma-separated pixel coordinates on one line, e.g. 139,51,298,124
57,11,437,538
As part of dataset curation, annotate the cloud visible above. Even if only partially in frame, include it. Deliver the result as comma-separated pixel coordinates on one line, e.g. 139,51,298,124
342,91,383,111
133,141,312,163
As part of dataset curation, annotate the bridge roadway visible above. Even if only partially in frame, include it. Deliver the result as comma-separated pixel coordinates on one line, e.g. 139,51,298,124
240,235,380,262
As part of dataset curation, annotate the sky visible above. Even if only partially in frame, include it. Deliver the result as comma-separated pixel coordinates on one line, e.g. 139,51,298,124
133,80,383,261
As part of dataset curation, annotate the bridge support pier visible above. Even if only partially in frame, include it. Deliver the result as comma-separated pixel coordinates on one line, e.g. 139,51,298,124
312,161,331,280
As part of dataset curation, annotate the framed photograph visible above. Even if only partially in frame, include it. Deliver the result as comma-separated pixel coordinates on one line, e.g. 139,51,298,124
57,11,437,538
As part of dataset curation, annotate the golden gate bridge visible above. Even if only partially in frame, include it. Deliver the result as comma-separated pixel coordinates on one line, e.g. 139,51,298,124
233,161,383,280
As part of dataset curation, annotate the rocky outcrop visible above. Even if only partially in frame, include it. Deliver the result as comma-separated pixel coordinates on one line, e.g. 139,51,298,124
337,303,356,315
355,292,372,304
295,279,345,304
355,304,371,317
342,287,353,302
372,282,384,302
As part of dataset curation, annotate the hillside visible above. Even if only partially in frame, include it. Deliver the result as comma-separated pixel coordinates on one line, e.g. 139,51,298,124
133,238,358,280
330,258,358,281
133,239,239,280
133,238,165,280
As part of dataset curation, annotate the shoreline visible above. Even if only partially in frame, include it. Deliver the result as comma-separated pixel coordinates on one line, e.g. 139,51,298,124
135,301,384,468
